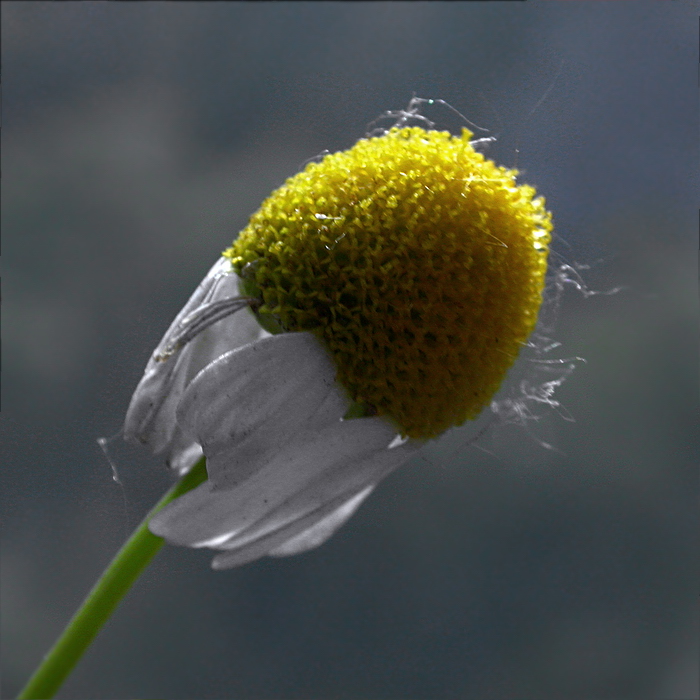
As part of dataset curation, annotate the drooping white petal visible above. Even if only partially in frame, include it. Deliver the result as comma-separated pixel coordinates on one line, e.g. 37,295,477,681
149,331,420,568
267,485,375,558
205,437,416,570
209,483,377,570
150,415,413,547
175,332,348,486
124,257,265,472
205,419,416,550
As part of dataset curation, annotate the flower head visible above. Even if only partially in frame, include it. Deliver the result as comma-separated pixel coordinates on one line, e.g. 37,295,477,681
125,123,551,569
226,126,551,439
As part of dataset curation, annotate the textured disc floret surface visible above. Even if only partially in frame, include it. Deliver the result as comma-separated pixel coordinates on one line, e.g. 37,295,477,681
225,126,552,440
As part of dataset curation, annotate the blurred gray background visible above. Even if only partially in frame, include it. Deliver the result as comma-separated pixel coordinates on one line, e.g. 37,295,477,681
2,2,697,699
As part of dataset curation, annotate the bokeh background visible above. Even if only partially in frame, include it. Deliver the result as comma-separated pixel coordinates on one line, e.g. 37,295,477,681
2,3,697,699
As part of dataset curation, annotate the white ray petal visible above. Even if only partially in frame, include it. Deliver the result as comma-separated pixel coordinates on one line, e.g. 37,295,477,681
149,415,395,546
138,293,422,567
209,485,375,570
176,332,350,480
207,435,417,570
150,415,417,553
267,485,374,557
206,422,417,553
124,257,265,471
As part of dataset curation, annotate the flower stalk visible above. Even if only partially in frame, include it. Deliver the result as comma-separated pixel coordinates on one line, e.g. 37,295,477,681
17,458,208,700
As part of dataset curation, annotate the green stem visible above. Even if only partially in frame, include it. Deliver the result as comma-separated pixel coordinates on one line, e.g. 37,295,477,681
18,457,208,700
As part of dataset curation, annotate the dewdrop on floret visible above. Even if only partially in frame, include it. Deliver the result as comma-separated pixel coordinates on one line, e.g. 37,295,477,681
224,126,552,441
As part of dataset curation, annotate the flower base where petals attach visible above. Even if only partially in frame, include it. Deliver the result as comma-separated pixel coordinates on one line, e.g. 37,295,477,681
148,333,420,569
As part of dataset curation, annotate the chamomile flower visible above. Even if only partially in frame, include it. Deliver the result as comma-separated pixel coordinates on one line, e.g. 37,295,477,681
124,124,552,569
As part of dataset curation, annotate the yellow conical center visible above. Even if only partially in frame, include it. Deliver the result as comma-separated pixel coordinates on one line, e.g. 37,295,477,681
224,126,552,440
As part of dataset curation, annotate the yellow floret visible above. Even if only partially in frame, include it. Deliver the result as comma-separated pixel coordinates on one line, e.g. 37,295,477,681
224,126,552,440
